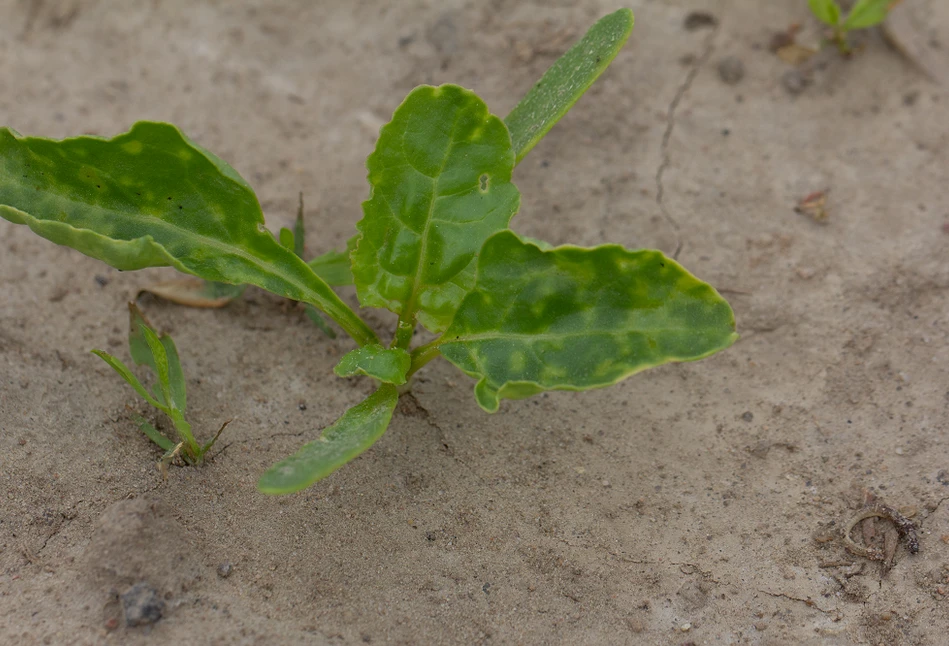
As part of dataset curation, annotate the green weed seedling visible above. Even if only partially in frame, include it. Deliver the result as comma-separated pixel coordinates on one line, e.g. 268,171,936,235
0,9,738,494
807,0,896,54
92,302,228,467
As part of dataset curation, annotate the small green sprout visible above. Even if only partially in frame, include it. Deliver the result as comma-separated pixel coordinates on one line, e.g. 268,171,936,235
1,9,739,493
807,0,897,54
92,302,228,466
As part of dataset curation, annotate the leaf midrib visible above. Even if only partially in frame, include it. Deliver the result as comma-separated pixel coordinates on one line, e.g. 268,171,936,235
447,326,727,344
398,103,465,322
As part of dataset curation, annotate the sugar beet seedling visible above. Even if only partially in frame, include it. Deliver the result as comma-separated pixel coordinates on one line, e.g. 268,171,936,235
0,9,737,494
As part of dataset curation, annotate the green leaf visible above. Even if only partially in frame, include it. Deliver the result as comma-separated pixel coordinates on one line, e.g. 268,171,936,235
160,333,187,414
305,304,337,339
843,0,890,30
440,232,738,412
504,8,634,165
808,0,842,26
258,384,399,494
131,412,177,452
334,344,411,385
352,84,520,333
307,239,355,286
278,227,295,251
128,302,158,374
0,123,377,346
140,324,174,410
91,349,166,412
293,192,306,258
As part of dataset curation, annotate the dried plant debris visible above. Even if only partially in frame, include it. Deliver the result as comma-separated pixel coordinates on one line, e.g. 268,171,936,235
843,503,919,562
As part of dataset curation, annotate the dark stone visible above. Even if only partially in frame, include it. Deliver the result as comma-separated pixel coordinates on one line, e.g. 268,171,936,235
121,583,164,627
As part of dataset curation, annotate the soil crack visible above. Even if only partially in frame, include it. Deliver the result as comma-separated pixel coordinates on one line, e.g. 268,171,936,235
655,17,720,260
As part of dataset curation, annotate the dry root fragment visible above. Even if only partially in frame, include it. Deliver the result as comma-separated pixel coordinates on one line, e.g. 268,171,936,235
843,503,919,561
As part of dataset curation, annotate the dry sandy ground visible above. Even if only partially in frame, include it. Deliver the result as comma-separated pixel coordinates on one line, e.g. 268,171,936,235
2,1,949,644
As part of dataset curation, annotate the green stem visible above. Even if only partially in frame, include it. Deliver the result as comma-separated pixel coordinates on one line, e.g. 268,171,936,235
171,413,201,461
406,338,442,379
392,318,415,350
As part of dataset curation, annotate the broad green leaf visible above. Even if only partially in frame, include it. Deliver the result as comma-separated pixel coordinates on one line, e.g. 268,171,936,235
352,84,520,333
258,384,399,494
504,8,634,165
0,123,377,346
843,0,889,30
808,0,842,26
334,344,411,385
91,349,165,412
440,231,738,412
131,412,177,452
139,278,247,308
307,236,357,287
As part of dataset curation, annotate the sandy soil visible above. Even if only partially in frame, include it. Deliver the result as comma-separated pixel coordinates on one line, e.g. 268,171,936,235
2,1,949,644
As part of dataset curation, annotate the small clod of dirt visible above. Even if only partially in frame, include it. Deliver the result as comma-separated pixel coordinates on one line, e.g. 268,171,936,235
121,583,164,627
781,69,810,95
684,12,718,31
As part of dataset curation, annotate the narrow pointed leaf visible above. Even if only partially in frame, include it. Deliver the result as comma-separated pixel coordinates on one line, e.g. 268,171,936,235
505,8,634,165
91,349,166,412
334,344,411,385
201,419,232,454
0,123,377,346
352,84,520,333
843,0,889,30
293,193,306,258
128,302,159,374
808,0,842,26
440,232,738,412
160,333,187,413
305,304,337,338
131,412,177,452
307,235,357,286
258,384,399,494
278,227,295,251
138,278,247,308
140,324,174,410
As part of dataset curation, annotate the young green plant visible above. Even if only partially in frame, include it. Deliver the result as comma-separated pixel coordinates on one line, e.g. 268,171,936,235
92,302,228,465
0,8,738,494
807,0,897,54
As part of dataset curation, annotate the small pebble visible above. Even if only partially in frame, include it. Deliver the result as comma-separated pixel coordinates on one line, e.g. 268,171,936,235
895,447,904,455
741,411,754,422
680,622,692,632
602,480,612,488
217,562,233,578
121,583,164,627
717,57,745,85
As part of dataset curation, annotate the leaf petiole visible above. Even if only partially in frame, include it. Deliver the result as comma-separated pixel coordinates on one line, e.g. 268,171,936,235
406,338,443,380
